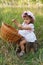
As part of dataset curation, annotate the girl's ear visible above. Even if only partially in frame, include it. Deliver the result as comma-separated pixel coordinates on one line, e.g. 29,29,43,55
30,18,34,24
28,16,34,24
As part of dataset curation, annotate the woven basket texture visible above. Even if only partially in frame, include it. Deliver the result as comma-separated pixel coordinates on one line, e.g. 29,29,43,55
0,23,22,43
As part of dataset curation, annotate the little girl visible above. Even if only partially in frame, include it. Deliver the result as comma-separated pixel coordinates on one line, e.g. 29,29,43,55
12,11,37,56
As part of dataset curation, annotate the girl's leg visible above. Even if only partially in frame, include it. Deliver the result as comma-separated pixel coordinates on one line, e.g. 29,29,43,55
18,39,27,56
19,39,26,52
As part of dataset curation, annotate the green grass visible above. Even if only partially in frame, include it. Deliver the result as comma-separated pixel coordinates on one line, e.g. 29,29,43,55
0,7,43,65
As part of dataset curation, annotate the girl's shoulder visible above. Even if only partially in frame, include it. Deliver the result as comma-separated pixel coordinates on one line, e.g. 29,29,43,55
22,22,34,28
29,23,34,26
28,23,34,28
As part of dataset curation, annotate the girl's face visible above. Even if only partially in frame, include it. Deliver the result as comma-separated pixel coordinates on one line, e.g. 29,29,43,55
23,16,31,24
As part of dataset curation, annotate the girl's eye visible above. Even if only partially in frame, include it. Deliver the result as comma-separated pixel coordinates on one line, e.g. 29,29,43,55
26,18,28,20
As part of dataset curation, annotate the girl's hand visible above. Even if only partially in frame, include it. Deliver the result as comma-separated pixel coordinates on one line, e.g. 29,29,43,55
12,19,22,28
12,19,17,23
18,24,22,28
12,19,19,26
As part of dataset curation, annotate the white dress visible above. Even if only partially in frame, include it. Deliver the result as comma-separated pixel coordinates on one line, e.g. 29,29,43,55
18,22,37,42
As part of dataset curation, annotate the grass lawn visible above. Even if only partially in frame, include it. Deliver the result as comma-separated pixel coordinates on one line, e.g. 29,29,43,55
0,7,43,65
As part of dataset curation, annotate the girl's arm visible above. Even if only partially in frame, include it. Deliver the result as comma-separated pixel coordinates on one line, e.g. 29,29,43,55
12,19,32,30
20,26,32,30
12,19,20,27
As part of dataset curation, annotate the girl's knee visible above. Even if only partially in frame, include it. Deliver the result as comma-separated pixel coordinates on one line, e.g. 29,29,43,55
19,40,26,46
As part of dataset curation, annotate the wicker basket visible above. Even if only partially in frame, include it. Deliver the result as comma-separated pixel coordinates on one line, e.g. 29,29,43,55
0,23,22,43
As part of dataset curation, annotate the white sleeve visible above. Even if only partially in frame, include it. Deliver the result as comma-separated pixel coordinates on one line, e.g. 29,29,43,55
28,24,34,31
29,24,34,29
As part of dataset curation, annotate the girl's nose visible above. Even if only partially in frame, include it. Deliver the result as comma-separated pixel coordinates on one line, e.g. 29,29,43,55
24,20,27,22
